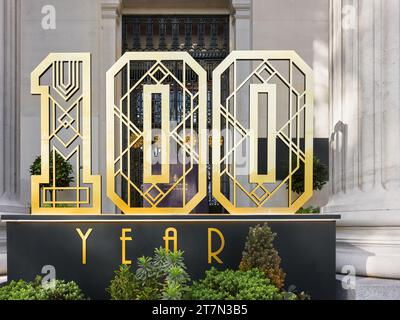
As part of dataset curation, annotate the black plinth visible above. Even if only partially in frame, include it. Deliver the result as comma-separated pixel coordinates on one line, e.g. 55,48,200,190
1,214,339,300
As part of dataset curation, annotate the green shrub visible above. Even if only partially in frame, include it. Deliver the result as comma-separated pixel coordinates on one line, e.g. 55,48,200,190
0,276,86,300
0,280,38,300
106,264,137,300
37,279,86,300
289,155,328,194
43,203,76,208
286,285,310,300
30,153,74,187
296,206,320,214
107,247,190,300
239,224,285,289
189,268,296,300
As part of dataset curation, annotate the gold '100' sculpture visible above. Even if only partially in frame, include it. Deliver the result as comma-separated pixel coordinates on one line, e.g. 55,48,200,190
31,51,313,215
31,53,101,214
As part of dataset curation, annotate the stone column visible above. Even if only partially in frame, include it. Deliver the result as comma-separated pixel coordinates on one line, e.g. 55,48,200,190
324,0,400,278
231,0,252,50
230,0,254,207
100,0,122,213
0,0,25,214
0,0,26,276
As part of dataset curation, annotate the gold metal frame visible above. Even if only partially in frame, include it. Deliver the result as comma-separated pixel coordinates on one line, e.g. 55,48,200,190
31,53,101,214
106,52,207,214
30,50,313,215
212,51,314,214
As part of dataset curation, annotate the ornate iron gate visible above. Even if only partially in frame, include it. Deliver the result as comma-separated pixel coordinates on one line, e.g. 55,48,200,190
121,15,230,212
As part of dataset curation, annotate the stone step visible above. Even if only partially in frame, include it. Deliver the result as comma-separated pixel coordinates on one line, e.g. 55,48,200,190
336,274,400,300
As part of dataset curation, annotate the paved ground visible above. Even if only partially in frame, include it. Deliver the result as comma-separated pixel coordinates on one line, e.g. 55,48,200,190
0,276,7,284
336,274,400,300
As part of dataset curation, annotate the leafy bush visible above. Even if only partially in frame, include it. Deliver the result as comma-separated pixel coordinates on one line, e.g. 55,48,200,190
38,279,86,300
0,280,37,300
286,285,310,300
189,268,296,300
239,224,285,289
0,276,86,300
106,264,137,300
107,247,190,300
43,203,76,208
289,155,328,194
296,206,320,214
30,153,74,187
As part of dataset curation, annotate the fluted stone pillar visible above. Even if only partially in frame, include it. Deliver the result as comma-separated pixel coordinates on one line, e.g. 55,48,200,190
324,0,400,278
100,0,122,213
230,0,254,207
231,0,252,50
0,0,26,275
0,0,25,214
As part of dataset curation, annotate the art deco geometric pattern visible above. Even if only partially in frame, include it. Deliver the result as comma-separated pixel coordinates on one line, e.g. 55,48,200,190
31,53,101,214
106,52,207,214
212,51,314,213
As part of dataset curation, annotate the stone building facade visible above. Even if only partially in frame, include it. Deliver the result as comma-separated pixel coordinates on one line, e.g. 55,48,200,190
0,0,397,291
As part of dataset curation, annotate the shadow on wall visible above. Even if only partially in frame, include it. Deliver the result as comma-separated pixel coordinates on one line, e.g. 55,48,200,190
330,121,348,192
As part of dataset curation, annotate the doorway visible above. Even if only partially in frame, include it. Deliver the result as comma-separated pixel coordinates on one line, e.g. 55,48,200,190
121,15,230,213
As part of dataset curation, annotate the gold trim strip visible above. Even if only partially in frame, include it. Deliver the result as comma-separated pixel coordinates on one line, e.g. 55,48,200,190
249,83,276,184
1,219,337,223
143,84,170,184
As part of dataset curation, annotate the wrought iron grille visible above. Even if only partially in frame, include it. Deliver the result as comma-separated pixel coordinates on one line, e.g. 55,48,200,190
122,15,230,213
122,16,229,58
